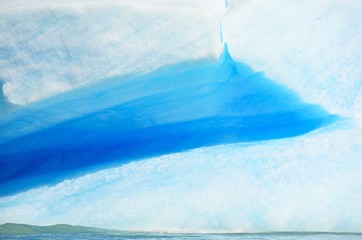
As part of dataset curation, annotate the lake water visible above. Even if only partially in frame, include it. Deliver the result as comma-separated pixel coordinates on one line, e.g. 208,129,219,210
1,233,362,240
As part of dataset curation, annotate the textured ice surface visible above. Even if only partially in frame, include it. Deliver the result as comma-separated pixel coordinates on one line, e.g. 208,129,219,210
0,0,362,233
1,123,361,232
0,0,229,15
0,1,222,104
223,0,362,120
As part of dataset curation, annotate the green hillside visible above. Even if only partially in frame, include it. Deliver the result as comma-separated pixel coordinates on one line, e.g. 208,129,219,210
0,223,113,235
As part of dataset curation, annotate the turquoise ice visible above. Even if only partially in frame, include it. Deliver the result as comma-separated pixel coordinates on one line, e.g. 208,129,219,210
0,0,361,233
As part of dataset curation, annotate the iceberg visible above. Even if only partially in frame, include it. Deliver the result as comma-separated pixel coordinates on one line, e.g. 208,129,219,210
0,0,361,233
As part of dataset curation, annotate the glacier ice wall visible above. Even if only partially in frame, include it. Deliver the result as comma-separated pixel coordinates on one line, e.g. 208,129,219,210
223,0,362,121
1,125,361,232
0,1,222,104
1,0,362,233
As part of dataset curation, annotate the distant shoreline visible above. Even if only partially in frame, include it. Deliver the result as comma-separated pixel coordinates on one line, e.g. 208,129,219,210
0,223,117,235
1,223,361,236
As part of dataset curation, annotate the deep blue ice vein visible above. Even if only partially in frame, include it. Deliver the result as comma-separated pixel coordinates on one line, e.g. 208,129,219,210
0,46,337,196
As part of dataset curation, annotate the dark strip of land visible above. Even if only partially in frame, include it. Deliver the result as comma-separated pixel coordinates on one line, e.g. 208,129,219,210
0,223,114,235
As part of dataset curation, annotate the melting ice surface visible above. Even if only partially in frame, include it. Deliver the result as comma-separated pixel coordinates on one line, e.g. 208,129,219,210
1,0,362,234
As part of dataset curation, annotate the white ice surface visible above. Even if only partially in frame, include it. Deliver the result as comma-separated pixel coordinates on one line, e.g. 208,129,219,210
0,1,223,104
223,0,362,120
0,0,229,15
0,122,361,232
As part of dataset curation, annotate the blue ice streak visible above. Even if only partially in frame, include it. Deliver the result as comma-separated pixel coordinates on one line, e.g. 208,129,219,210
0,46,337,196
